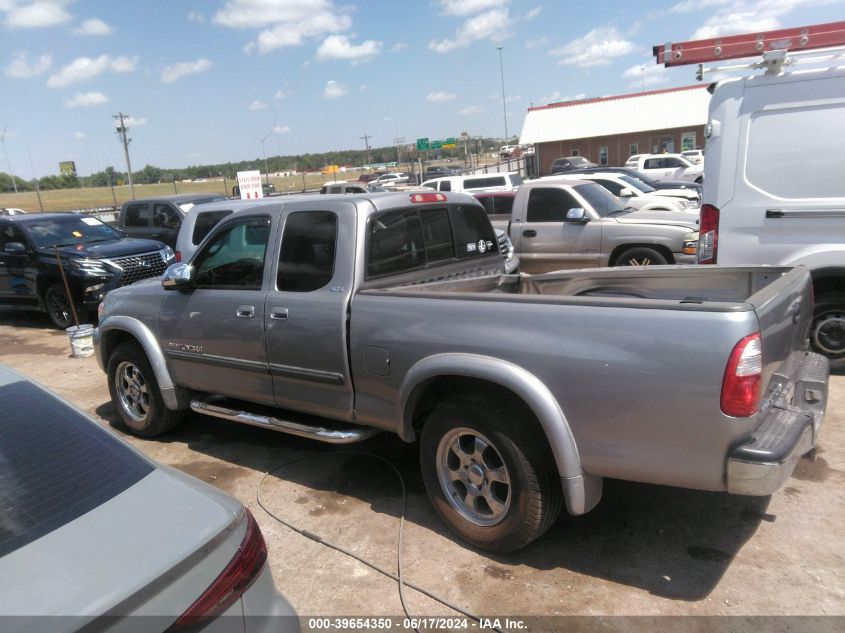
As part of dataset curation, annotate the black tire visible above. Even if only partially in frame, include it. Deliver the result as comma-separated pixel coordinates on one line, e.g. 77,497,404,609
44,283,77,329
810,292,845,361
614,247,668,267
107,342,185,437
420,394,562,553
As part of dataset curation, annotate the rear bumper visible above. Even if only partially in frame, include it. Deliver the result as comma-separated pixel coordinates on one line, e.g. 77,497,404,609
727,352,828,496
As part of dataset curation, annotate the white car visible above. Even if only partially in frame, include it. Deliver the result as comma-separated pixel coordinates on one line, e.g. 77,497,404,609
629,154,704,184
373,172,410,188
681,149,704,164
551,172,692,212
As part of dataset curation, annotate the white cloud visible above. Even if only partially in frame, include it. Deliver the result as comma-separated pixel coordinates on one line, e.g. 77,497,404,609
65,91,109,108
670,0,731,13
47,54,139,88
323,80,347,99
248,100,268,110
391,42,408,52
541,91,586,104
460,105,483,114
73,18,111,35
426,91,457,102
124,116,147,127
550,27,636,68
524,7,541,20
4,0,71,29
438,0,508,17
623,63,669,89
4,52,52,78
213,0,353,54
686,0,841,39
73,131,85,140
274,89,287,99
161,58,212,83
187,10,205,22
316,35,382,63
273,124,291,133
692,12,779,39
525,36,549,49
429,7,511,53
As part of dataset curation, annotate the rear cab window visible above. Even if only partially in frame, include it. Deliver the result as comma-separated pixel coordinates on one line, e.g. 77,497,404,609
366,203,497,278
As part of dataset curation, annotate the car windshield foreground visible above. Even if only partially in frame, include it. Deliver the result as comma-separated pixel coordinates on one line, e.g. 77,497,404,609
20,215,122,249
0,365,297,631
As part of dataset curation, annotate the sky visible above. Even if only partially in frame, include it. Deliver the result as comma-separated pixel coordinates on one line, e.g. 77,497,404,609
1,0,843,177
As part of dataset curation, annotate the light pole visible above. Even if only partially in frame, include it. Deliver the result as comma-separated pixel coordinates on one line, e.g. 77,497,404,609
497,45,508,144
259,133,270,186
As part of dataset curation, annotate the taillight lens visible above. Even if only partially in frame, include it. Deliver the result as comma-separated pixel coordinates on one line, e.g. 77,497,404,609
698,203,719,264
721,332,762,418
175,250,182,263
410,192,446,203
168,509,268,631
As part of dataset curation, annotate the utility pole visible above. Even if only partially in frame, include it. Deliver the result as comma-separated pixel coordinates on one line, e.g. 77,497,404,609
113,112,135,200
497,45,509,144
1,127,18,193
359,133,372,169
259,133,271,186
24,143,43,212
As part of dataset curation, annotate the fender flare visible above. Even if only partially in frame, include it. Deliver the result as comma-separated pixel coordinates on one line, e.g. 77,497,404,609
95,315,188,410
399,353,601,515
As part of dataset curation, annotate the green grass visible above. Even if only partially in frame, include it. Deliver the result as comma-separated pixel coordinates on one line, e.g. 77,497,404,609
0,172,361,213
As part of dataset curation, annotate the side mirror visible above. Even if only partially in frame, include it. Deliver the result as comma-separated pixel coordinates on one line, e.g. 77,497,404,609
162,263,195,290
618,187,634,198
4,242,26,254
564,208,589,224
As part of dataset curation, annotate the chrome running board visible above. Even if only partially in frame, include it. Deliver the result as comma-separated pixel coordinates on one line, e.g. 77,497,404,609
190,397,379,444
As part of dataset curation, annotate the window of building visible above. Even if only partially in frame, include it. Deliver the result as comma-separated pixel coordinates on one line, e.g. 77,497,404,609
599,146,608,166
629,143,638,156
681,132,696,152
570,149,580,157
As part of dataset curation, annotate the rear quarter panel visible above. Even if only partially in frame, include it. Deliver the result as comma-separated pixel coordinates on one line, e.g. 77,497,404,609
350,291,760,491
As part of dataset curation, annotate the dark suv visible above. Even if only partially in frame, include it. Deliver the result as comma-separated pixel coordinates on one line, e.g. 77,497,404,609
0,213,174,328
117,193,228,248
549,156,597,174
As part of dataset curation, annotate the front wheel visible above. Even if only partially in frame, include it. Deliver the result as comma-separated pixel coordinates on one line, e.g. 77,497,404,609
811,292,845,361
420,395,562,553
107,342,184,437
614,247,668,267
44,283,76,329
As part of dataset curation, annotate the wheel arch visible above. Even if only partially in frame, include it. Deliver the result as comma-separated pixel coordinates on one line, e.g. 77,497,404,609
399,353,601,515
608,242,674,265
95,315,190,410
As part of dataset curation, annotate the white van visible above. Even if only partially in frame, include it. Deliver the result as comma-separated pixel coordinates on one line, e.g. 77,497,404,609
421,172,522,193
698,49,845,362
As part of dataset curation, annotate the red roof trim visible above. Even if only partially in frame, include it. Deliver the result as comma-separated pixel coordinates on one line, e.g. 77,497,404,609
528,84,707,112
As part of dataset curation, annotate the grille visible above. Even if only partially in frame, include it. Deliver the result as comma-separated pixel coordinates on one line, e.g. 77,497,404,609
108,251,168,287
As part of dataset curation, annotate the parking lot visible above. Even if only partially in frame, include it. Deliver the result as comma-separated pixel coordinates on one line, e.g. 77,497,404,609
2,308,844,622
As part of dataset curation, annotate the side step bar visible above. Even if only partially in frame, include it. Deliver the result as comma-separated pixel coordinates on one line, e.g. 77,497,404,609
190,398,380,444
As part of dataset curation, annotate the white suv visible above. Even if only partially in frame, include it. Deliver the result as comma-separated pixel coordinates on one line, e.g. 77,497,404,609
552,172,693,212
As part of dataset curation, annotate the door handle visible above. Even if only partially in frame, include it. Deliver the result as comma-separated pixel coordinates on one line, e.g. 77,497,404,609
522,230,537,238
236,305,255,318
270,307,288,320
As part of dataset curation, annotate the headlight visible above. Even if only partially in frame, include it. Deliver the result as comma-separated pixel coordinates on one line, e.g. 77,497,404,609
69,258,111,276
688,198,700,209
677,199,689,209
160,246,176,262
683,232,699,256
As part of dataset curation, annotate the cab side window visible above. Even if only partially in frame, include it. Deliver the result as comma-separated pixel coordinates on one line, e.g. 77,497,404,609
193,217,270,290
0,224,27,251
526,188,580,222
124,204,152,227
153,204,181,229
277,211,337,292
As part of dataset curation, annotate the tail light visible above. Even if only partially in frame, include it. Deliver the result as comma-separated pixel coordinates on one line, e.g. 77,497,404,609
721,332,762,417
168,509,268,631
698,203,719,264
410,192,446,203
175,250,182,262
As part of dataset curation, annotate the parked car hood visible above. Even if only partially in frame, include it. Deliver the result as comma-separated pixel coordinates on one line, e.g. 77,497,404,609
48,238,165,259
648,187,700,200
651,179,701,192
615,209,699,230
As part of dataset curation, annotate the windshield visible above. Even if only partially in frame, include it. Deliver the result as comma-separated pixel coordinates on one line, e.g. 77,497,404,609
573,183,627,217
619,174,655,193
22,215,123,248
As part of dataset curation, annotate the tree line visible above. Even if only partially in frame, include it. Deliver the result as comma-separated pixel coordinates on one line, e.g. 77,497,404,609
0,139,504,193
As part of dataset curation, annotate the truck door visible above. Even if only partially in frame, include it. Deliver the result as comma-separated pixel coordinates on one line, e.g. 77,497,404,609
0,222,37,305
265,206,355,421
514,186,602,272
159,215,274,404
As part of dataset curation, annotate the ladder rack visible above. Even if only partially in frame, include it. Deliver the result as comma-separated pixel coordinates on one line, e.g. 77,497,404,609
653,21,845,67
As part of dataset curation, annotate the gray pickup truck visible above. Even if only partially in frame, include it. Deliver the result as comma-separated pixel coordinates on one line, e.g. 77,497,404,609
497,178,699,271
95,191,828,553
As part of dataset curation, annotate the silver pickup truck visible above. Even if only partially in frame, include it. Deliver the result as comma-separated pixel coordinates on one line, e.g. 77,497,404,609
497,178,700,271
95,191,829,553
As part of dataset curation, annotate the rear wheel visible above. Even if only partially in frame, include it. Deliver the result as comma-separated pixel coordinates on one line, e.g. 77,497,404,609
420,395,562,553
811,292,845,361
614,247,668,267
107,342,184,437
